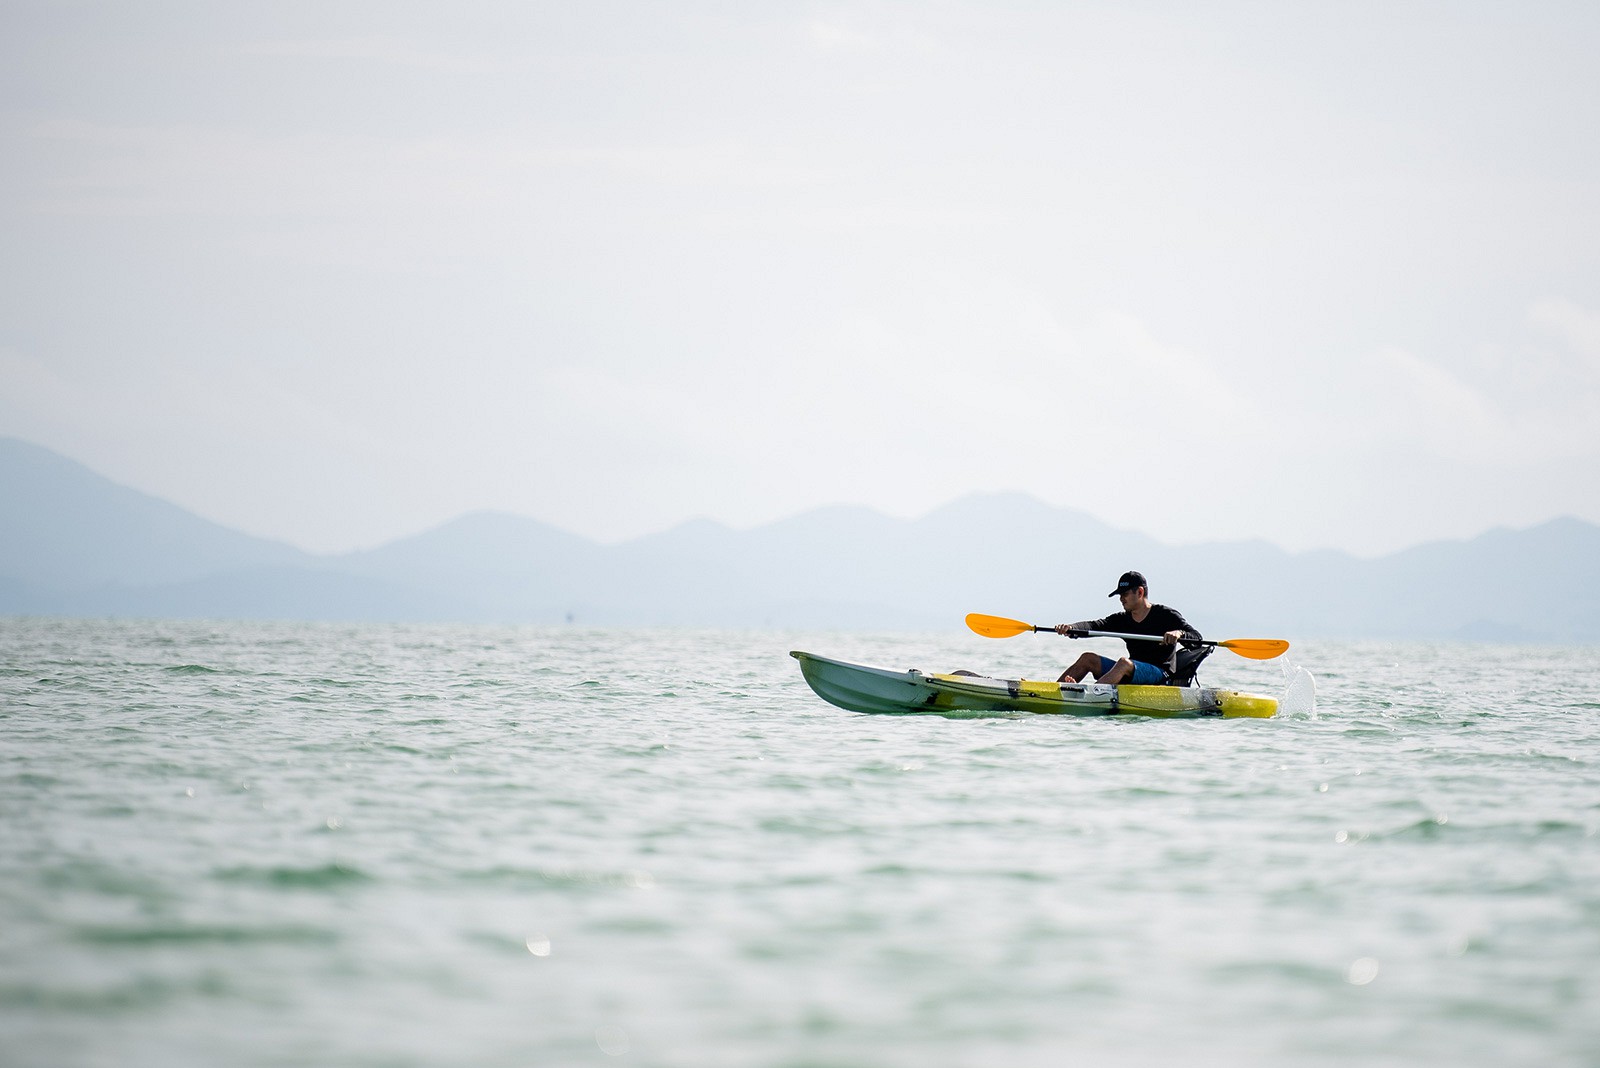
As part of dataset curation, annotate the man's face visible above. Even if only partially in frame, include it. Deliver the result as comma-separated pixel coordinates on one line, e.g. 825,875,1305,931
1118,587,1146,608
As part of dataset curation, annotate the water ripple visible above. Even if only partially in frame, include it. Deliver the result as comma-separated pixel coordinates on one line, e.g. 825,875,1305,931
1,618,1598,1068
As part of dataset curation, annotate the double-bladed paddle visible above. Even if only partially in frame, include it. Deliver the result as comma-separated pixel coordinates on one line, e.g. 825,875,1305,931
965,613,1290,660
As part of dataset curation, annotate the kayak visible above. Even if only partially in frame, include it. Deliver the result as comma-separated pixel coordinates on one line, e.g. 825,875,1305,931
791,650,1278,719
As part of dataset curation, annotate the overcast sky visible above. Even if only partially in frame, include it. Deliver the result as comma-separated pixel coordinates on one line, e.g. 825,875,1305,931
3,1,1598,556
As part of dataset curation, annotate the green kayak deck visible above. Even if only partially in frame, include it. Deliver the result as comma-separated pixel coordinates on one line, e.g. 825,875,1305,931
791,650,1277,719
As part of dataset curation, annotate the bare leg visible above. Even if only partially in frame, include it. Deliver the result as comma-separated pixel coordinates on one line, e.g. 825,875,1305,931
1058,652,1104,683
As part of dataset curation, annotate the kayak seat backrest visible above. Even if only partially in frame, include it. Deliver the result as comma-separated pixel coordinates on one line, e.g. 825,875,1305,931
1168,645,1214,687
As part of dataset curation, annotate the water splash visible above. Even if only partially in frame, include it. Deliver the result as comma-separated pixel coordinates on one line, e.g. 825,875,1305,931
1279,662,1318,717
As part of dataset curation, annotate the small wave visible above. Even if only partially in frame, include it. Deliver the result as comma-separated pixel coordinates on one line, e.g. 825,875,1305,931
1380,816,1589,843
163,664,221,675
0,973,230,1011
1209,959,1336,985
213,863,372,889
75,923,338,946
1104,785,1179,799
9,771,60,788
862,863,917,877
1378,817,1455,841
39,861,166,898
455,865,654,890
591,915,674,935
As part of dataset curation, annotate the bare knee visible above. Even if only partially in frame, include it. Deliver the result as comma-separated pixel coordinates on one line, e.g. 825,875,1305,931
1060,653,1103,683
1097,657,1134,684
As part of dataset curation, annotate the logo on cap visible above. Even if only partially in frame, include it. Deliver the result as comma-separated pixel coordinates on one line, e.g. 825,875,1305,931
1108,570,1147,597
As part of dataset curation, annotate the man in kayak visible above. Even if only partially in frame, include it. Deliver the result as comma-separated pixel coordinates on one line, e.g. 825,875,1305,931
1053,571,1202,686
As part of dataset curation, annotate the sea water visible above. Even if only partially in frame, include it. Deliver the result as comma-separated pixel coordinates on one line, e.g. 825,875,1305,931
1,618,1597,1067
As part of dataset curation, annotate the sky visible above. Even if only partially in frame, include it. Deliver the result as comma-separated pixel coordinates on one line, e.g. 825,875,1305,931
3,1,1599,557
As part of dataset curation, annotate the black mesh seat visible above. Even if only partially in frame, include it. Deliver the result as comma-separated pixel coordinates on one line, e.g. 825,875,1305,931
1167,644,1214,687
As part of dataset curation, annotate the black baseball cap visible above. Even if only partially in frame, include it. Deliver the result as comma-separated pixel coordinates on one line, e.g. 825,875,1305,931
1108,571,1147,597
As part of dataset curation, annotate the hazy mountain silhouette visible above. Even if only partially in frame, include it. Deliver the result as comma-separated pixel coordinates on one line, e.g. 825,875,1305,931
0,438,309,589
2,437,1596,640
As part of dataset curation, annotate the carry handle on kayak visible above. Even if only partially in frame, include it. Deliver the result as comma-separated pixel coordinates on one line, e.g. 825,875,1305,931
964,613,1289,660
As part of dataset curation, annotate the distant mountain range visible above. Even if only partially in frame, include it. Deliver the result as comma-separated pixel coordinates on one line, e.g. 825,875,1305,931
2,437,1597,640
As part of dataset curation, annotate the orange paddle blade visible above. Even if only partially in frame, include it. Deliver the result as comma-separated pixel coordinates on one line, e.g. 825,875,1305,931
1217,638,1290,660
965,613,1037,639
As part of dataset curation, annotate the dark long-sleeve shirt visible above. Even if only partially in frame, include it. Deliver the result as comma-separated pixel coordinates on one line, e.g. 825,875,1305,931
1073,605,1202,670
